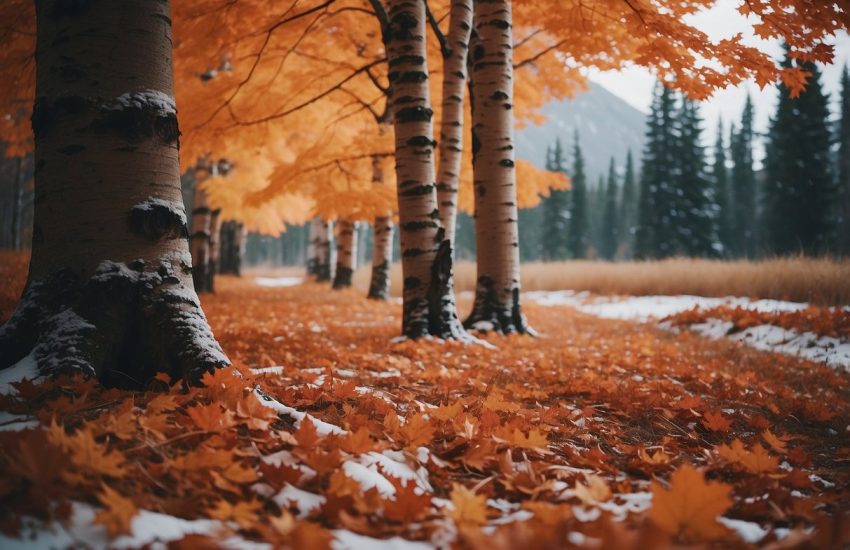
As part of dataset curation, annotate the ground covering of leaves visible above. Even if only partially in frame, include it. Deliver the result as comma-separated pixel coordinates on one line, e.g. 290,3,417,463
2,267,850,548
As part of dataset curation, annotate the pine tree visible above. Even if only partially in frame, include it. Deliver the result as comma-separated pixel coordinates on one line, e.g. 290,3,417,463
619,150,637,257
713,119,734,255
838,65,850,255
729,94,757,257
540,139,570,260
675,98,717,257
599,158,619,259
567,130,589,259
635,85,678,258
763,53,835,255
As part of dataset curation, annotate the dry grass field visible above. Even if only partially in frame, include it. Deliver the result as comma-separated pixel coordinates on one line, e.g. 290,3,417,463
351,257,850,306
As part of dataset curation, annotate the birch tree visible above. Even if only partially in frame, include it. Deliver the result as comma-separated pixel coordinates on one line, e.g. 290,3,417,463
332,220,358,289
464,0,532,335
0,0,228,385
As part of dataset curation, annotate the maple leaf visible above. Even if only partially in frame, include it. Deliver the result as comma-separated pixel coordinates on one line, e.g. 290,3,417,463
702,410,732,432
294,418,321,448
575,474,612,506
483,391,520,413
340,426,374,454
384,479,431,522
398,413,435,448
638,448,672,465
95,485,137,537
649,464,732,541
462,440,497,470
260,461,304,489
208,498,263,528
717,440,778,474
507,428,549,453
48,420,126,478
450,483,489,526
762,430,790,455
185,402,236,432
235,395,278,431
432,400,464,422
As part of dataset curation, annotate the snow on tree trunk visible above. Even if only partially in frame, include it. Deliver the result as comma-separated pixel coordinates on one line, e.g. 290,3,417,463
190,163,213,293
368,215,394,300
332,220,357,289
0,0,228,386
436,0,473,249
387,0,466,340
464,0,532,335
315,220,333,282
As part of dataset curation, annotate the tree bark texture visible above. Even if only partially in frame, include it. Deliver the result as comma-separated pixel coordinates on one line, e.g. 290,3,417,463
464,0,532,335
306,217,321,277
207,207,222,292
332,220,357,289
387,0,467,339
0,0,228,386
315,219,333,282
435,0,473,248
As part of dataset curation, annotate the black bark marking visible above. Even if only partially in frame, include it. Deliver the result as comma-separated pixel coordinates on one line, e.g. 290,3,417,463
396,106,433,123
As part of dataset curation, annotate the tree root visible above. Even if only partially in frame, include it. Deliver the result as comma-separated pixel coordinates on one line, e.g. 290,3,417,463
0,259,229,387
464,275,536,336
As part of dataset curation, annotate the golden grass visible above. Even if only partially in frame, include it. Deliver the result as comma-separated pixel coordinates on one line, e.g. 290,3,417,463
352,257,850,306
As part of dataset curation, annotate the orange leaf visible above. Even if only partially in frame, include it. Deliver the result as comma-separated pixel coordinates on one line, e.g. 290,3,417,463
717,440,778,474
702,410,732,433
95,485,137,537
649,464,732,540
384,480,431,522
398,413,435,448
185,402,236,432
449,483,488,526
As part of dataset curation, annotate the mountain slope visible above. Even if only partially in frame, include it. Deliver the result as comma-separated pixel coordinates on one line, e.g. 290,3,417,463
515,82,647,181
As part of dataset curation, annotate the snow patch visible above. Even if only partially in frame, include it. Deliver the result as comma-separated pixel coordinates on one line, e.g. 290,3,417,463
273,484,325,517
332,530,433,550
254,389,345,435
0,352,39,395
255,277,303,288
0,412,38,432
718,517,768,543
130,198,187,226
250,366,285,375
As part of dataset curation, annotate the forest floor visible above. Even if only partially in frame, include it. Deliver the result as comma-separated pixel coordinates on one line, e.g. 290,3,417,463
1,256,850,548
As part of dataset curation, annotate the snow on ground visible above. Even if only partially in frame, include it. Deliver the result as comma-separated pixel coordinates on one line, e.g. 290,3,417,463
254,389,346,435
525,291,849,370
332,530,433,550
254,277,303,288
0,353,39,395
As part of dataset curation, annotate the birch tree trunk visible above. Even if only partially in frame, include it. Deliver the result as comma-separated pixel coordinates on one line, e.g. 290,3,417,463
464,0,532,335
190,164,213,293
332,220,357,289
207,208,222,292
387,0,466,339
436,0,474,248
368,215,394,300
315,220,333,282
368,147,394,300
219,221,245,276
306,217,321,277
0,0,228,385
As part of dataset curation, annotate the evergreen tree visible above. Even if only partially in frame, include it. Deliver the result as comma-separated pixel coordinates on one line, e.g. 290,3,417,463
567,130,589,258
619,149,637,257
838,65,850,255
763,53,835,255
729,94,757,257
635,85,678,258
675,98,717,256
540,139,570,259
599,157,620,259
713,118,734,255
589,175,605,256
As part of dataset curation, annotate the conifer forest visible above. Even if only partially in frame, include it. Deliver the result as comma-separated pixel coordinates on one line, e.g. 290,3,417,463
1,1,850,549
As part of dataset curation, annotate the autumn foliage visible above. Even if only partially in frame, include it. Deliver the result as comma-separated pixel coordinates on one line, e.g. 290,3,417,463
1,262,849,547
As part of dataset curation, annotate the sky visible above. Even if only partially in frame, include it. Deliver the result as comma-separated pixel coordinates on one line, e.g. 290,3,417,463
585,0,850,164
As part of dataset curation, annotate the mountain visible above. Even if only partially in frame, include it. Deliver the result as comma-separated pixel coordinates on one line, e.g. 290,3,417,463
515,82,647,183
